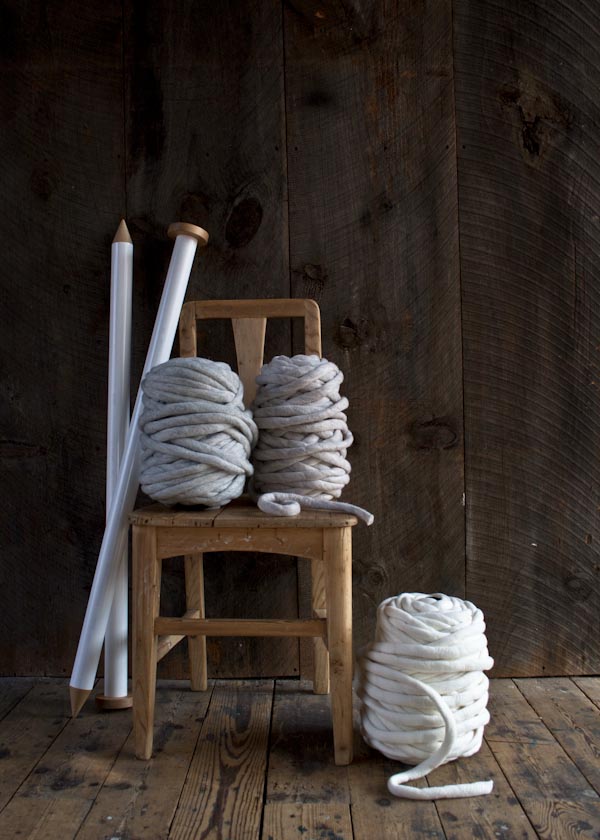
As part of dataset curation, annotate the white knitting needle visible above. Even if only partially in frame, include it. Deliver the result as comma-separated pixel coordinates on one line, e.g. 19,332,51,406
96,220,133,710
70,222,209,717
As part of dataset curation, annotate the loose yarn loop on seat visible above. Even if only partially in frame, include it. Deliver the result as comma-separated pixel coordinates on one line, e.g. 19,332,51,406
139,357,258,507
251,355,373,525
357,593,494,800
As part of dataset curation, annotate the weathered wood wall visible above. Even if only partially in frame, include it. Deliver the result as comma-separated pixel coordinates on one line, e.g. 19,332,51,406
0,0,598,678
455,0,600,675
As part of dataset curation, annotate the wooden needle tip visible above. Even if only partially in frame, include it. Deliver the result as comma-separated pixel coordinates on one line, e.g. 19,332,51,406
113,219,133,244
70,686,90,718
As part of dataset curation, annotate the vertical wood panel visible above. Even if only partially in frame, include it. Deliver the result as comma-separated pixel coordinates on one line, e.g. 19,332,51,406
0,2,125,675
285,0,465,653
455,0,600,674
124,0,297,678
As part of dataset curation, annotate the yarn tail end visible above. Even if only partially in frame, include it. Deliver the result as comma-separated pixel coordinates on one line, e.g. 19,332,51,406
257,492,374,525
387,778,494,800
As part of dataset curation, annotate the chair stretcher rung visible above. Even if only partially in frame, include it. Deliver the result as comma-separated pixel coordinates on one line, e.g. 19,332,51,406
154,617,327,639
156,608,200,661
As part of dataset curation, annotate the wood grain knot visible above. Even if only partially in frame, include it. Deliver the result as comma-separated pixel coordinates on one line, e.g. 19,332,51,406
335,318,367,349
297,263,327,299
305,89,334,107
563,574,593,601
355,561,389,593
0,440,47,458
498,77,572,163
410,418,458,450
363,564,388,589
225,197,263,248
360,193,395,227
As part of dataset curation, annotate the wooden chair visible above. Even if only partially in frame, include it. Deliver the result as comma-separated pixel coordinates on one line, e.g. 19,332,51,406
130,298,357,765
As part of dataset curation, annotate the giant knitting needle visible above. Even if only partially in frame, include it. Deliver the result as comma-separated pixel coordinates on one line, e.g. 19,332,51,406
70,222,209,717
96,220,133,710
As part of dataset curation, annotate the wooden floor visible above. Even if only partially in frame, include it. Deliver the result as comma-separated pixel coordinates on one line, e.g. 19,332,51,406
0,678,598,839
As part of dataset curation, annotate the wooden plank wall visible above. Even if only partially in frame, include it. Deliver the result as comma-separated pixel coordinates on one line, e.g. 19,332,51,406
455,0,600,675
0,0,598,678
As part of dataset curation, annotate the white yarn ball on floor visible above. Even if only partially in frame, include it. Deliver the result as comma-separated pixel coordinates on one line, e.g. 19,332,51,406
357,592,494,800
139,357,258,507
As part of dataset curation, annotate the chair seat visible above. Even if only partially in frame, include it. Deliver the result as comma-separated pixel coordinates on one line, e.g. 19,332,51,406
130,496,358,529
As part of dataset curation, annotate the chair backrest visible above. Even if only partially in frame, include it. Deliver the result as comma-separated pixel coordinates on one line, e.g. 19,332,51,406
179,299,322,405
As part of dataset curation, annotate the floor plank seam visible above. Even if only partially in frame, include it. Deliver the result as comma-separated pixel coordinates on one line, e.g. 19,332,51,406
482,733,540,839
573,677,600,712
482,680,546,839
486,679,551,830
0,682,34,724
71,714,134,840
167,681,216,839
348,802,362,840
430,789,450,840
258,679,278,840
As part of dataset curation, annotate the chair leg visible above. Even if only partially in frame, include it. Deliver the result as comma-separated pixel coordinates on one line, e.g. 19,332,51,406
133,525,161,760
311,556,330,695
324,527,353,766
184,553,208,691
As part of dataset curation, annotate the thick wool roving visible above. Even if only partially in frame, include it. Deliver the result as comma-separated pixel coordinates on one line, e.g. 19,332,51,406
357,593,494,800
139,357,257,507
251,354,373,524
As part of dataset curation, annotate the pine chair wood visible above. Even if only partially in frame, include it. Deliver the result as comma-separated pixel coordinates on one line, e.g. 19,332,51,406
130,299,357,765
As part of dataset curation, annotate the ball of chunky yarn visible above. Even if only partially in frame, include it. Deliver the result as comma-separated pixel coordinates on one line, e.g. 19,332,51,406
139,357,258,507
250,354,353,500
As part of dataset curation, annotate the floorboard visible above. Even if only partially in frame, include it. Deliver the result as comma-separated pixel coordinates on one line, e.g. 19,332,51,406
262,804,353,840
0,678,596,839
76,682,214,840
169,681,273,840
0,685,131,839
486,681,600,839
266,680,350,805
0,681,71,814
515,678,600,796
428,740,537,839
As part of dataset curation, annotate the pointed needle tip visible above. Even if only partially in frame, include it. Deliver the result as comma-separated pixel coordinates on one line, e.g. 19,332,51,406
70,686,90,718
113,219,133,245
